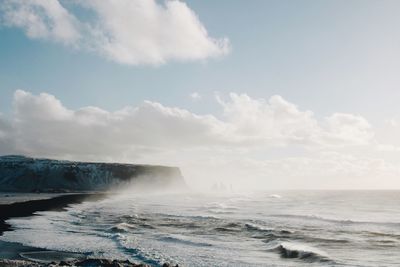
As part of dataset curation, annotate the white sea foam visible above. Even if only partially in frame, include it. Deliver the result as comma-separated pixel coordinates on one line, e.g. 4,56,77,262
1,191,400,266
269,194,282,199
266,241,331,262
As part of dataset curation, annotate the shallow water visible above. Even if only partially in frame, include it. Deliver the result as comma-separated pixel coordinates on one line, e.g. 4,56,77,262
1,191,400,266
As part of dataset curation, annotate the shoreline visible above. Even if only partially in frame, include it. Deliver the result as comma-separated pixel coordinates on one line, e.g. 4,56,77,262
0,193,179,266
0,193,108,236
0,193,180,267
0,193,106,265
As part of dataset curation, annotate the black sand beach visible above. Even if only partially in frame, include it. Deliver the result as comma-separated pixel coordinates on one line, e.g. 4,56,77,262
0,193,107,235
0,194,105,265
0,193,178,266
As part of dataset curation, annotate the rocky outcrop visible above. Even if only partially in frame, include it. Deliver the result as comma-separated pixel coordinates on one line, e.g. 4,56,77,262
0,155,185,193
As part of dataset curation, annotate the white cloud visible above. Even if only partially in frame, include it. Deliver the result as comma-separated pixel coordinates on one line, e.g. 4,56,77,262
190,92,202,100
0,0,230,65
1,90,398,189
9,90,226,158
322,113,374,146
215,93,374,147
13,90,72,120
1,0,80,45
217,93,319,144
1,90,379,156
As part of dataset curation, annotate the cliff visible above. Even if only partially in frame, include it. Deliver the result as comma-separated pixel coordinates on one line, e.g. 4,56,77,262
0,155,185,193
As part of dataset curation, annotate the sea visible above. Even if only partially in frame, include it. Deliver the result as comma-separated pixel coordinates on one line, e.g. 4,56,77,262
1,190,400,267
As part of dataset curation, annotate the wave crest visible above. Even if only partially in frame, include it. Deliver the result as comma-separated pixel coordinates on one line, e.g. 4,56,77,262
268,242,331,262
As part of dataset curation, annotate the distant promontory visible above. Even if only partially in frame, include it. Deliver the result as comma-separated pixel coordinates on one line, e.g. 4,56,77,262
0,155,185,193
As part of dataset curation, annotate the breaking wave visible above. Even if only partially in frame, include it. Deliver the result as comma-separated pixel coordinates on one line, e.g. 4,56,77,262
109,223,137,233
270,214,400,226
267,241,332,263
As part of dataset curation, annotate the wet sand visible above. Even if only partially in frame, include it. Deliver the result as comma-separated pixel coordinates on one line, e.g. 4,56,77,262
0,193,107,235
0,193,107,262
0,193,180,266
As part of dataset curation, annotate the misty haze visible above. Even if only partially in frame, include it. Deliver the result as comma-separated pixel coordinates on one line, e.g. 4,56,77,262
0,0,400,266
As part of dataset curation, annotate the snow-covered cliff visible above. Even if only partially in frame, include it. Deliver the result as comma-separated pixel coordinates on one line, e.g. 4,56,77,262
0,155,185,192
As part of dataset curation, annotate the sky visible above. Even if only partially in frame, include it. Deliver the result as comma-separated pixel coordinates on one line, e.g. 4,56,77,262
0,0,400,190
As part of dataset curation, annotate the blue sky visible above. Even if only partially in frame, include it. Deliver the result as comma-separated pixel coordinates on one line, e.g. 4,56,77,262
1,0,399,122
1,0,400,189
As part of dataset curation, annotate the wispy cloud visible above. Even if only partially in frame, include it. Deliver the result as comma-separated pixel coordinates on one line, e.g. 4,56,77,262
0,0,230,65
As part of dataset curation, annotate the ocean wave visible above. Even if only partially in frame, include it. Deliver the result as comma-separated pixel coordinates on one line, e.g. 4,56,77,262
243,220,350,245
270,214,400,226
213,222,243,233
156,221,202,230
118,215,155,230
208,209,235,214
362,231,400,239
20,251,85,263
112,234,165,266
5,192,400,266
244,222,295,238
227,196,253,203
210,220,294,239
120,214,139,220
159,235,213,247
202,202,239,214
267,241,332,263
269,194,282,199
243,223,282,242
109,222,137,233
150,212,219,221
245,223,273,233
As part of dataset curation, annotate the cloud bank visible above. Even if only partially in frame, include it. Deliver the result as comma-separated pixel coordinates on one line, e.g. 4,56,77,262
1,90,399,190
0,0,230,65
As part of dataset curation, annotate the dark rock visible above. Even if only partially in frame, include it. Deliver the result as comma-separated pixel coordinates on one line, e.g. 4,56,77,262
74,258,151,267
0,155,186,192
75,259,111,266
